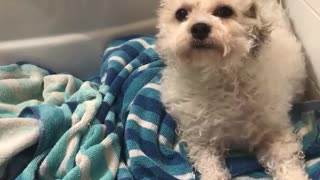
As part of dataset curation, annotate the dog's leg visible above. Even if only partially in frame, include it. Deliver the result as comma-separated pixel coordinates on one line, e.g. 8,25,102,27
256,128,308,180
189,145,231,180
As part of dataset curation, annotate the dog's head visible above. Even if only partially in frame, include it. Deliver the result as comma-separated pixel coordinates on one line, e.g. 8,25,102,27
156,0,271,66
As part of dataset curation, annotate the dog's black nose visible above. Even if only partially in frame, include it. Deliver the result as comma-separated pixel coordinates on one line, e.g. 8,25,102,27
191,23,211,40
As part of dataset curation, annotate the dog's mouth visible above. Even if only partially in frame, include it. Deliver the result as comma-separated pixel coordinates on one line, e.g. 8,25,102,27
191,40,215,50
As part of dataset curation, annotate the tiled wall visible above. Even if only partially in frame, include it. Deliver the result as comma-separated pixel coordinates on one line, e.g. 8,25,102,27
305,0,320,15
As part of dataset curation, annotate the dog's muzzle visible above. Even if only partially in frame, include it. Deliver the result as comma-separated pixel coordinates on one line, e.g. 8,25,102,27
191,40,215,49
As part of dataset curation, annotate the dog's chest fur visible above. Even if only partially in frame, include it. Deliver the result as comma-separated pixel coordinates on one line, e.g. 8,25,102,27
160,61,276,151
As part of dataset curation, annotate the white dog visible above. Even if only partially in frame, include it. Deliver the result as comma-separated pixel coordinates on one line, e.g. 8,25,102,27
156,0,308,179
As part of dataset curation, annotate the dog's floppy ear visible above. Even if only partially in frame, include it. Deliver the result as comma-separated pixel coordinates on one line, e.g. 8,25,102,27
247,3,273,56
159,0,168,7
159,0,167,9
244,3,257,19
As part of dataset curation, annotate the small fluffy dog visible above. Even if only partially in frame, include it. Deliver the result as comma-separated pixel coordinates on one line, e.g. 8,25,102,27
156,0,308,179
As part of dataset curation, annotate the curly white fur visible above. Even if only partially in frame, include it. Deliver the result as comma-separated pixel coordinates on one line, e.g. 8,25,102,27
156,0,308,179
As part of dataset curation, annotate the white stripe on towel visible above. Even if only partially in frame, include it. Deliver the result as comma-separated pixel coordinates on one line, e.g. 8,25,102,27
129,149,146,158
144,83,161,91
133,39,155,49
127,114,158,132
174,172,195,180
158,135,173,148
109,56,127,66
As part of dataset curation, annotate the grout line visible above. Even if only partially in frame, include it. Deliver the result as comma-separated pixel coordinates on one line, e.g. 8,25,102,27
300,0,320,19
304,0,320,17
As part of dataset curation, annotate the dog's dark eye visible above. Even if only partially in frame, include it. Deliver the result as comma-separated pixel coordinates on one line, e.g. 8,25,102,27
175,8,189,22
213,6,234,18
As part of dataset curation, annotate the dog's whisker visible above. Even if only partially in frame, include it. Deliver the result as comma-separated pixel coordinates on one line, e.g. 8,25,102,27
222,44,230,57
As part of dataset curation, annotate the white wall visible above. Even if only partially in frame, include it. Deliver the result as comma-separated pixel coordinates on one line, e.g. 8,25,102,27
284,0,320,90
0,0,158,41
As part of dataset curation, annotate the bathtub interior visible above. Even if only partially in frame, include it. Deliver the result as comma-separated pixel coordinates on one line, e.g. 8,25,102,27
0,0,158,79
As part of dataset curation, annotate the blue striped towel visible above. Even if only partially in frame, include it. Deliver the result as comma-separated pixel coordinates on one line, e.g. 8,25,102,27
1,36,320,180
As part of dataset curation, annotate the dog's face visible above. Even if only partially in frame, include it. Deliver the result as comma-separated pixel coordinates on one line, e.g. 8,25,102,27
157,0,269,65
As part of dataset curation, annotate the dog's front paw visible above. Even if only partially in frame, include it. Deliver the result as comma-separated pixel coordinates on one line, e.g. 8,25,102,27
200,171,231,180
271,166,309,180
